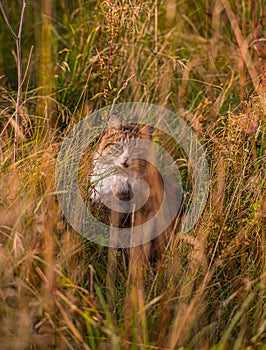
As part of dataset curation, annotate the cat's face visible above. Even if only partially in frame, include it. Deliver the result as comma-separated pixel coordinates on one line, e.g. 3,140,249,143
93,119,153,173
90,119,154,202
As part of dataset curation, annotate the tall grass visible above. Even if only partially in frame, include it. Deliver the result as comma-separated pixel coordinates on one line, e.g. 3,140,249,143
0,0,265,349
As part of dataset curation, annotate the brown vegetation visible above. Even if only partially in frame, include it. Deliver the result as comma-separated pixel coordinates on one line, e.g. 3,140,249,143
0,0,265,349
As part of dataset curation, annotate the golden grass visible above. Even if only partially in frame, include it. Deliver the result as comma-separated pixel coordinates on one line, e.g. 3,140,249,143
0,0,265,349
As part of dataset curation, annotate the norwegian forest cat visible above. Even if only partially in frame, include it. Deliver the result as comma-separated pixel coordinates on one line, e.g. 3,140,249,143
89,116,179,261
88,116,181,337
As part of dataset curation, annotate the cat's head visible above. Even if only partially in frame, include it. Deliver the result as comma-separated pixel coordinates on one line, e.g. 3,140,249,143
94,117,154,170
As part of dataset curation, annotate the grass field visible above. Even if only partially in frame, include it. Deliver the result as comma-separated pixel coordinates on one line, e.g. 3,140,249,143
0,0,265,349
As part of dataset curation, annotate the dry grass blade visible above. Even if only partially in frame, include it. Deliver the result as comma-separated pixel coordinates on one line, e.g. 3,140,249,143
220,0,266,113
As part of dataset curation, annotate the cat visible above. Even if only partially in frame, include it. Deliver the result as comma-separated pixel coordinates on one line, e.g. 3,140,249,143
88,116,182,336
89,116,180,261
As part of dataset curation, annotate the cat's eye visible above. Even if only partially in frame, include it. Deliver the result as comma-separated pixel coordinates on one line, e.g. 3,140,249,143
132,147,142,154
115,143,123,151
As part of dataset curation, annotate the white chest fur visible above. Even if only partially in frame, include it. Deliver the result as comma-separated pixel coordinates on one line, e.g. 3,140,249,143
90,160,133,202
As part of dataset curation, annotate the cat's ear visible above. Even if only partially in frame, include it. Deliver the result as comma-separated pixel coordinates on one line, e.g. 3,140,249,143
140,124,154,139
108,116,121,128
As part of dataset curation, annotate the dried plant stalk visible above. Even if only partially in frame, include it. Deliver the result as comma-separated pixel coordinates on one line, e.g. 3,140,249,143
0,0,27,160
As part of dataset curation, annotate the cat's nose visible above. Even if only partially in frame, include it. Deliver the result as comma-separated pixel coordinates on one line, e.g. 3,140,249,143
122,156,129,167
